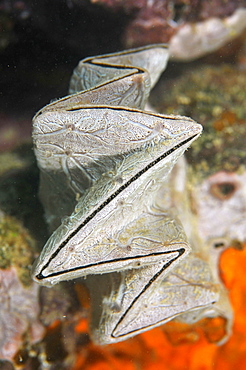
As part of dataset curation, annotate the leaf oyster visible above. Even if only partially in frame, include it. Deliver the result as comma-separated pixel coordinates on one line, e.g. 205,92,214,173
31,45,222,345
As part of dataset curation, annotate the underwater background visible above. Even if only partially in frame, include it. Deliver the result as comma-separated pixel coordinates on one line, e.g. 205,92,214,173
0,1,246,369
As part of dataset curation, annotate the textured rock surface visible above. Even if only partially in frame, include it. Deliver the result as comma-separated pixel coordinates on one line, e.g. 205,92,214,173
0,267,44,360
92,0,246,59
